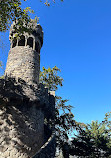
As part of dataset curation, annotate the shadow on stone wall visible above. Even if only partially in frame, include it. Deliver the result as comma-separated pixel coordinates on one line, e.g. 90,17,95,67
0,77,47,158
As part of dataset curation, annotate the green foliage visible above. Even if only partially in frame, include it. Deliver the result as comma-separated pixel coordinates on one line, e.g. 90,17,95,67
39,66,63,91
0,61,3,68
55,96,75,149
0,0,31,32
40,66,75,151
70,112,111,158
0,0,64,32
43,0,64,6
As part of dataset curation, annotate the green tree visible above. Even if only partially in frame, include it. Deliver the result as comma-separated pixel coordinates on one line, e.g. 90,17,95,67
70,112,111,158
0,0,63,32
55,96,75,150
39,66,63,91
0,0,32,32
40,66,76,156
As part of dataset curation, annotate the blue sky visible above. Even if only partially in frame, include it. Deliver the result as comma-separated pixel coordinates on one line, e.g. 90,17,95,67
0,0,111,124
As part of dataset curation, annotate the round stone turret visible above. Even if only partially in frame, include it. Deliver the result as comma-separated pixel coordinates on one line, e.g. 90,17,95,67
0,20,55,158
5,20,43,85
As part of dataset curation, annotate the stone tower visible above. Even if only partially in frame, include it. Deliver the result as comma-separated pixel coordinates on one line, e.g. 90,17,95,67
0,21,55,158
5,20,43,85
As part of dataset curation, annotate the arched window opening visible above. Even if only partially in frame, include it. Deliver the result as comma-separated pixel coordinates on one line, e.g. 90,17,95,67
27,37,33,48
12,37,17,48
18,35,25,46
35,42,40,53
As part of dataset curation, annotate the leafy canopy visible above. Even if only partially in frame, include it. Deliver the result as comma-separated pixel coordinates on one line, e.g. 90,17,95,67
39,66,63,91
40,66,76,151
0,0,64,32
70,112,111,158
0,0,32,32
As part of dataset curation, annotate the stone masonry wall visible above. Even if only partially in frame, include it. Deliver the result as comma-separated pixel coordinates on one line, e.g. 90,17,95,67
0,103,44,158
5,46,40,85
32,134,56,158
0,78,55,158
1,20,56,158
